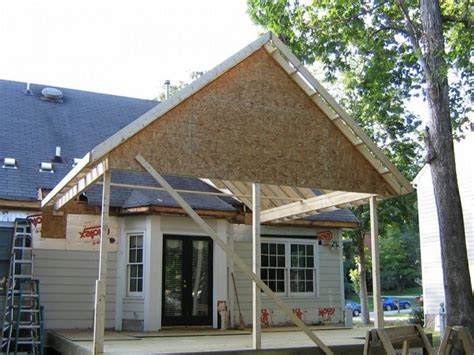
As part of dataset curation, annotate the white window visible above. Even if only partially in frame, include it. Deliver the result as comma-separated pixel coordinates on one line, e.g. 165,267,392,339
127,234,144,296
261,239,317,297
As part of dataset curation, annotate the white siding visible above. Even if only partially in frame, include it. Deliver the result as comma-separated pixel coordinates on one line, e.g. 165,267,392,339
33,249,117,329
231,225,343,326
415,131,474,316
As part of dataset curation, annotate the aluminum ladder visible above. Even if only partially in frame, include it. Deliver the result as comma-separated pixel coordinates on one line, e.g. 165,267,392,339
1,219,44,354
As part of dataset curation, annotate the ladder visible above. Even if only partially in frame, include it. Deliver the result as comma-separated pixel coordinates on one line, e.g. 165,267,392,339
1,219,44,354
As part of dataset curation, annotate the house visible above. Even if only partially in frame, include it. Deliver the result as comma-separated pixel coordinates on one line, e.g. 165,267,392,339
2,33,412,353
0,77,360,331
413,124,474,328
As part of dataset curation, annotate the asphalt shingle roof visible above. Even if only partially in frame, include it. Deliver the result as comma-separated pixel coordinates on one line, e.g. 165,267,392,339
0,79,357,223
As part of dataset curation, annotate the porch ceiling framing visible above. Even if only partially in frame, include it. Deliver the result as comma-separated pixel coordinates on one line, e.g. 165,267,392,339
260,191,375,223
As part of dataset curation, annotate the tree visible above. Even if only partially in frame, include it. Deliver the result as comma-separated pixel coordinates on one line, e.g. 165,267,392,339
248,0,474,334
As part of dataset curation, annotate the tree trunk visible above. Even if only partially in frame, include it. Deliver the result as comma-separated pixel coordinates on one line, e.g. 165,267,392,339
357,233,370,325
420,0,474,337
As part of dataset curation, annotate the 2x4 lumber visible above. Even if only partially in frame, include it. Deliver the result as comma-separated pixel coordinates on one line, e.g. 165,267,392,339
41,152,91,208
269,33,412,195
370,196,383,329
54,161,107,210
261,191,374,223
92,164,111,354
135,154,333,355
252,183,261,349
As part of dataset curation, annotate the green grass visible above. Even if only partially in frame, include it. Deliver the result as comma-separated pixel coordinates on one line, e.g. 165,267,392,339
385,286,422,296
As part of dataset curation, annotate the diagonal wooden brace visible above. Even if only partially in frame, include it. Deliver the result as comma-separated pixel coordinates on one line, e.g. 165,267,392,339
135,154,333,355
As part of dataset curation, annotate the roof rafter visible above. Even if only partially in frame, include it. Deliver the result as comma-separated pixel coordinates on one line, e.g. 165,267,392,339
260,191,374,223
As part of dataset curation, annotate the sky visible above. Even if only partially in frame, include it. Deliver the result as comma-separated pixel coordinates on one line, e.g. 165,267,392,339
0,0,261,100
0,1,431,123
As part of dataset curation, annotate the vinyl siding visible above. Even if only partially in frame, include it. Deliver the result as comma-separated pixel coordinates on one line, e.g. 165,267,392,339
33,249,117,330
416,131,474,317
231,225,343,326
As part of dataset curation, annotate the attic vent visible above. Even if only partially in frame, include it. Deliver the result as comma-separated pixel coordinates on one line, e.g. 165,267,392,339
41,87,63,103
39,162,54,173
2,158,17,169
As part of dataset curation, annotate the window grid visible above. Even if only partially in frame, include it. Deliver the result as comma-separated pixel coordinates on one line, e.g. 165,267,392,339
261,240,317,296
128,234,144,295
290,244,315,293
261,242,286,293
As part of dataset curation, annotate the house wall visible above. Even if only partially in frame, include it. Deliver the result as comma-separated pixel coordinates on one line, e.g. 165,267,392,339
33,249,117,329
116,215,229,331
416,130,474,327
231,224,344,326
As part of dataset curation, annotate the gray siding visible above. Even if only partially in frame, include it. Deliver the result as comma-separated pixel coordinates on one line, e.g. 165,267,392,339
232,226,343,326
33,249,117,330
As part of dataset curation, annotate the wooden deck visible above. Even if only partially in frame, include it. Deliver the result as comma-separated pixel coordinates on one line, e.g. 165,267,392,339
46,326,370,354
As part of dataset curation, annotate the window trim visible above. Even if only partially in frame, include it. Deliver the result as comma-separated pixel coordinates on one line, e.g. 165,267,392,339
261,237,319,298
126,233,144,297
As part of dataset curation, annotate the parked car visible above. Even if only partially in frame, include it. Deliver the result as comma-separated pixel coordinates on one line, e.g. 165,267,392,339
382,297,411,311
345,301,362,316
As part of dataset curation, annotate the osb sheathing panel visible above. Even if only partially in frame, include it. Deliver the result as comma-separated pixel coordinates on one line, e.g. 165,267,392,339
41,207,66,239
109,48,392,196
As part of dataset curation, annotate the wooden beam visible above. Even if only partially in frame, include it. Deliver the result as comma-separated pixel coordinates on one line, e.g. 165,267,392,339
92,163,111,354
252,183,261,349
135,154,333,355
260,191,374,223
52,160,107,210
370,196,383,328
41,152,91,208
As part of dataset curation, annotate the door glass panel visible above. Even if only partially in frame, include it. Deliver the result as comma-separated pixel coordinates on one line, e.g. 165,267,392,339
191,240,209,317
163,239,183,317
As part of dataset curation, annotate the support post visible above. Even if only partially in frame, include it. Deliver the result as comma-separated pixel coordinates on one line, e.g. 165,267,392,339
93,163,111,354
252,183,261,349
135,154,333,355
370,196,383,328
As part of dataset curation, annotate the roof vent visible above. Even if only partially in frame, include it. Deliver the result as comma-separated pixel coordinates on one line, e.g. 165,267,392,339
2,158,17,169
39,162,54,173
41,87,63,103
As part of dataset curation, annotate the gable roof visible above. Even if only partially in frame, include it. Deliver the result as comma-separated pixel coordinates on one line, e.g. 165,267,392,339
42,32,412,211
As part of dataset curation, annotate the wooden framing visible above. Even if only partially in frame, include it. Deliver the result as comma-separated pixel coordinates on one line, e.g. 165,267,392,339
438,326,474,354
260,191,374,223
252,183,261,349
135,154,333,355
92,164,111,354
363,325,433,355
370,196,383,328
35,33,417,355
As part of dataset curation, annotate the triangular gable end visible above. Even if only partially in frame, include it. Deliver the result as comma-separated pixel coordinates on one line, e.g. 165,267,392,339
107,46,396,196
43,32,412,209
